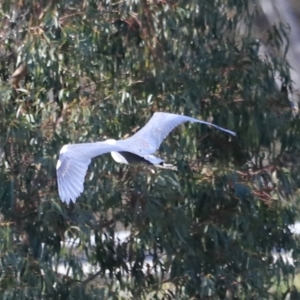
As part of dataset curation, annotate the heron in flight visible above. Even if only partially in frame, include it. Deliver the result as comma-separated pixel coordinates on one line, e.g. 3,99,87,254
57,112,236,203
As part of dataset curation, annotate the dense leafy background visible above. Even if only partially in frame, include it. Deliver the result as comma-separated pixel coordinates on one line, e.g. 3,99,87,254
0,0,300,299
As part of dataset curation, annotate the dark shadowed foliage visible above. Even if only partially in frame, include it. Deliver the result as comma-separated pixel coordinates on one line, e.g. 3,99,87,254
0,0,300,299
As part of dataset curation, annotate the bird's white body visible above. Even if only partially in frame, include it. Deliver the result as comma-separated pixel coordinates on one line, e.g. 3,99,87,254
56,112,236,203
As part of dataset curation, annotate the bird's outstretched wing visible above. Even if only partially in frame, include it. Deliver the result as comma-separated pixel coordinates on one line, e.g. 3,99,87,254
57,113,236,203
122,112,236,155
56,142,124,203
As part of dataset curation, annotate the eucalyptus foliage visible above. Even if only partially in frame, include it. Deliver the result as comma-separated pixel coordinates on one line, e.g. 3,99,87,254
0,0,300,299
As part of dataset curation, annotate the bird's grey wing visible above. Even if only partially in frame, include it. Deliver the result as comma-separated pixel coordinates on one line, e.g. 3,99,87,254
122,112,236,155
56,142,125,203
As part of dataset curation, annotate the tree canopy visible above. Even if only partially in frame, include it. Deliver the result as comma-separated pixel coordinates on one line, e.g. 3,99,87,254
0,0,300,299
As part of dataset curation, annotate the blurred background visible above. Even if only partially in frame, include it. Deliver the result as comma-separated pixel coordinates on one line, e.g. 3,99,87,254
253,0,300,111
1,0,300,299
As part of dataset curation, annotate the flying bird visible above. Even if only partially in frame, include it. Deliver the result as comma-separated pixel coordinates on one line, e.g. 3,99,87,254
56,112,236,203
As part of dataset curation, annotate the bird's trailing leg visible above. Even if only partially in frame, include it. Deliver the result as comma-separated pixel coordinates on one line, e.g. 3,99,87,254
155,162,177,171
142,154,177,170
